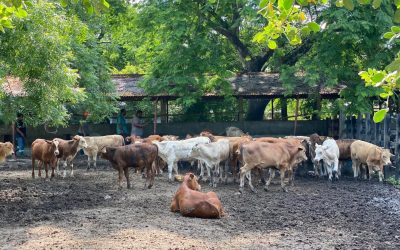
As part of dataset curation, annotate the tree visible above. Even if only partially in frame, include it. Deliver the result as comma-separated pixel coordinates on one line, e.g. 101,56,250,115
0,0,117,126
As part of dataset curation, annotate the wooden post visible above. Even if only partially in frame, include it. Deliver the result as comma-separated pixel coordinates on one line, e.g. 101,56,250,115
160,98,168,123
271,98,274,120
293,96,299,135
238,97,244,121
281,98,288,121
339,110,345,139
153,99,158,135
356,113,362,140
365,113,371,142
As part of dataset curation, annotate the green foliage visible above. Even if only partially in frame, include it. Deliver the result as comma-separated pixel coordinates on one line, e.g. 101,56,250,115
386,176,400,188
0,1,117,126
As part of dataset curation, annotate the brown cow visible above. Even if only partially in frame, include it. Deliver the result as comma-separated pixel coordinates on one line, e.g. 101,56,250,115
170,173,224,219
239,141,307,193
335,139,356,176
31,139,60,179
351,140,393,182
100,143,157,189
54,135,88,177
0,142,14,163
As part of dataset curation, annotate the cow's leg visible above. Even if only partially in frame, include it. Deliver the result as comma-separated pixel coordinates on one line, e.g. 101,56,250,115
70,162,74,177
86,155,91,171
223,160,229,184
147,162,155,189
38,161,43,177
378,167,384,182
123,168,131,189
231,158,238,184
280,167,288,192
239,164,254,193
333,158,339,181
32,158,35,178
44,163,49,179
352,160,358,179
264,168,275,192
326,164,333,181
338,161,342,177
167,160,175,182
118,168,124,189
51,165,55,179
288,168,294,186
198,161,205,181
93,155,98,170
62,160,68,178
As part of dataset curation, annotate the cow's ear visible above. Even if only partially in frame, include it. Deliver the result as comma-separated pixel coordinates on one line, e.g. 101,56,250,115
189,173,195,180
73,135,79,141
45,140,52,144
298,146,304,151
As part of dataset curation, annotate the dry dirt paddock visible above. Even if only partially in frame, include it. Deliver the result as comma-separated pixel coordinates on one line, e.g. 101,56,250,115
1,156,400,250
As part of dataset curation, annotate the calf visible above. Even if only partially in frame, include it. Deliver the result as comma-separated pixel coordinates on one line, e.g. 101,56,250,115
31,139,60,179
239,141,307,193
0,142,14,163
170,173,224,219
54,135,88,177
309,133,329,177
83,135,125,170
100,143,158,189
351,140,393,182
314,139,340,181
189,139,230,187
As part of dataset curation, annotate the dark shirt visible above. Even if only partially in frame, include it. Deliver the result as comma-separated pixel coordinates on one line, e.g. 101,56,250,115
16,120,26,137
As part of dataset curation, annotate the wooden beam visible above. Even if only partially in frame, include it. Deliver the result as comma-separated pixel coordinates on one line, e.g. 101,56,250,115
294,96,299,135
238,97,244,121
153,99,158,135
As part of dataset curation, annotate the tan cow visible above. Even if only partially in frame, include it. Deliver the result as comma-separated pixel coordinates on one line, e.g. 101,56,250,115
31,139,60,179
351,140,393,182
83,135,125,170
0,142,14,163
239,141,307,193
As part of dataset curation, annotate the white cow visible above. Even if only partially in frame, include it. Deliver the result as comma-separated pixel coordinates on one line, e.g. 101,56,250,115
314,139,340,181
83,135,125,170
153,136,211,181
189,139,230,187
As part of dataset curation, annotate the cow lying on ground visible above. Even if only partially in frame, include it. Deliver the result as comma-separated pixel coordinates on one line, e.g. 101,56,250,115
239,141,307,193
100,143,157,189
170,173,224,219
351,140,393,182
31,139,60,179
54,135,88,177
189,139,230,187
314,139,340,181
83,135,125,170
153,136,210,181
0,142,14,163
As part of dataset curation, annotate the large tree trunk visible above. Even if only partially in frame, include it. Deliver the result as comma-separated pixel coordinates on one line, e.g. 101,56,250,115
246,99,270,121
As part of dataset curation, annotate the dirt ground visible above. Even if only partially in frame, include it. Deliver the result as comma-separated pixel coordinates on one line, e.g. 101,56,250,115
1,156,400,250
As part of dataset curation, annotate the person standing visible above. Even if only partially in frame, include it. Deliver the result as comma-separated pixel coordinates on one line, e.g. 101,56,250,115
78,111,90,136
116,108,128,137
131,110,145,138
15,113,26,157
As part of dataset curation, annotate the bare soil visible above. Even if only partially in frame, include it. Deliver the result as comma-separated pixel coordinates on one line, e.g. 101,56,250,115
1,156,400,250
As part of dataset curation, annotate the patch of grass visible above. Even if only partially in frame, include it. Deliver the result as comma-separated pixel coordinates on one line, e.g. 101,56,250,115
386,176,400,189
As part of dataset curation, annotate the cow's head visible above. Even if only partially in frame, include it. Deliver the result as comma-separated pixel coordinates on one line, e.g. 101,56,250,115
189,145,201,158
184,173,201,191
381,148,393,166
1,142,15,157
74,135,88,149
46,139,60,156
296,144,308,163
313,143,326,164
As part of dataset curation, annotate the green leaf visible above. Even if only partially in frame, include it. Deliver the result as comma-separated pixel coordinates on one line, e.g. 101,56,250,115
379,92,391,98
391,26,400,33
357,0,371,4
383,32,395,39
259,0,268,8
372,0,382,9
268,40,277,49
394,10,400,23
395,0,400,8
386,59,400,72
373,109,387,123
102,0,110,9
60,0,68,7
283,0,294,10
336,0,344,7
343,0,354,10
308,22,320,32
371,72,385,83
14,8,28,18
300,26,311,36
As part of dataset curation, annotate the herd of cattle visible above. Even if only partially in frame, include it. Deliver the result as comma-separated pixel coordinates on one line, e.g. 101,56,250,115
0,127,395,192
0,127,396,218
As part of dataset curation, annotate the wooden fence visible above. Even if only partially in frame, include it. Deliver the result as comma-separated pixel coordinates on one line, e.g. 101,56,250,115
339,112,400,178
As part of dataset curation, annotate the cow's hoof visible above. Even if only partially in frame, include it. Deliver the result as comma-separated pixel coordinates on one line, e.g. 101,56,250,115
264,186,269,192
250,188,257,193
238,188,244,194
147,184,153,189
282,188,288,192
